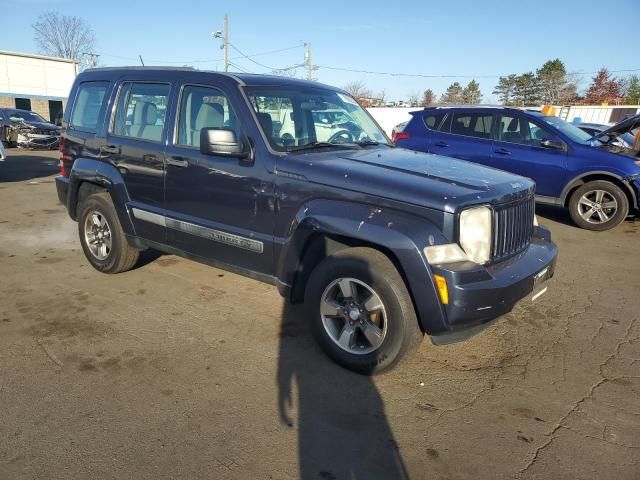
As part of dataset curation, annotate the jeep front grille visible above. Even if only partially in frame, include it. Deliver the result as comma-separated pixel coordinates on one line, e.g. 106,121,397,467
492,196,535,261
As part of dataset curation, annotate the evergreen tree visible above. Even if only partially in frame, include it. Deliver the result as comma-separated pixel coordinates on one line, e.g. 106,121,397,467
626,75,640,105
421,89,435,106
513,72,542,106
493,74,518,105
439,82,463,104
462,80,482,104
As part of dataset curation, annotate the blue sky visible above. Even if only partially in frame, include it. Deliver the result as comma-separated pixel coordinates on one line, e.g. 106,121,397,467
2,0,639,102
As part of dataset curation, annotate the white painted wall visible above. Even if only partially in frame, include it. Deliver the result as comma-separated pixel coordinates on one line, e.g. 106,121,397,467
0,51,78,99
367,107,421,137
552,105,640,125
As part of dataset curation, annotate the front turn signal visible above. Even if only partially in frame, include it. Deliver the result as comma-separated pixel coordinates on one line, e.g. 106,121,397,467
433,274,449,305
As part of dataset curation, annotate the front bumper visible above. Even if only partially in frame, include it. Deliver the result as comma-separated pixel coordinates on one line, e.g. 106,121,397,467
429,225,557,345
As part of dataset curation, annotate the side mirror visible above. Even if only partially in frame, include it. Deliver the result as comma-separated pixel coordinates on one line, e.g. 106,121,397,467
200,128,247,158
540,138,566,151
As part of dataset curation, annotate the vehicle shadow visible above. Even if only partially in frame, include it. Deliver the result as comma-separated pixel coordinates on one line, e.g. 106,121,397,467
277,301,410,480
0,149,59,183
536,203,638,229
535,204,573,226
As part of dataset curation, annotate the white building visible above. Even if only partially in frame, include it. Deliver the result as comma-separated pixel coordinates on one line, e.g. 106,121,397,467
0,50,78,123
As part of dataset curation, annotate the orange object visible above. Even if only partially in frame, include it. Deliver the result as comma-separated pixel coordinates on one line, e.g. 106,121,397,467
433,274,449,305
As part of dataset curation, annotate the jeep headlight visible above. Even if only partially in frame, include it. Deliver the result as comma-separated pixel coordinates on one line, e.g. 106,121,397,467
459,206,492,264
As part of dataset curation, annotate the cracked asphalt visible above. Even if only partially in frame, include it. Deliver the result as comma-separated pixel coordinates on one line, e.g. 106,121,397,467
1,150,639,479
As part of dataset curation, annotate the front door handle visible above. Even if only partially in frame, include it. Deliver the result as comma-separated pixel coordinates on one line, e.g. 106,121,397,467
167,156,189,168
100,145,120,155
494,148,512,155
434,141,449,147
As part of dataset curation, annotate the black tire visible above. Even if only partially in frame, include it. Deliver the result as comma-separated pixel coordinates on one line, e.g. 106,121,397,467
78,192,139,273
304,247,423,375
568,180,629,231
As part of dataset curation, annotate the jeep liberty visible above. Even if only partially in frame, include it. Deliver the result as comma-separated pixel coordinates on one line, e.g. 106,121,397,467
56,68,557,373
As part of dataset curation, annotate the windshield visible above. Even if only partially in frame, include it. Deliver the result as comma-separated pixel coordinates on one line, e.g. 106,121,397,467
6,109,47,123
245,86,390,151
538,115,594,144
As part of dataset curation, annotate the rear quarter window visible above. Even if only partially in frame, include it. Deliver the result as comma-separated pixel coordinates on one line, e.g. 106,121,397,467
70,81,109,133
422,112,446,130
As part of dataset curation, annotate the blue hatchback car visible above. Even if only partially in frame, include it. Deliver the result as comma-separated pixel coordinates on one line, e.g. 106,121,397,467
395,107,640,230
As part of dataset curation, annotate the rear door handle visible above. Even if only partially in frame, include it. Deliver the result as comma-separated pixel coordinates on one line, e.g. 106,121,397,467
167,156,189,168
434,141,449,147
494,148,511,155
101,145,120,154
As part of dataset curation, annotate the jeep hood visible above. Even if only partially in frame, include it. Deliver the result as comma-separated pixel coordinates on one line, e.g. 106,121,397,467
281,147,535,213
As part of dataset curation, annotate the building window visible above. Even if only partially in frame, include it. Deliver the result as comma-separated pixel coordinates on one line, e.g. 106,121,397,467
15,98,31,111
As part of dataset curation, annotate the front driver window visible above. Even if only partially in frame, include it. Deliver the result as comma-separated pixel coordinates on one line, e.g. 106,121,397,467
176,85,240,147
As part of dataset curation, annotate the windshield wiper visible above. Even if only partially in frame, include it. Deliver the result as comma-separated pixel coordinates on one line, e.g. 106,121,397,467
288,141,356,152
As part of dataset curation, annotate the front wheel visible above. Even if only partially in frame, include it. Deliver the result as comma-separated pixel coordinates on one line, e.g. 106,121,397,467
568,181,629,231
304,247,423,375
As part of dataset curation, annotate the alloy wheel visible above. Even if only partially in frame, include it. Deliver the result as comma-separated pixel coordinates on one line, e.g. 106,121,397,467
84,211,112,260
320,277,388,355
577,190,618,224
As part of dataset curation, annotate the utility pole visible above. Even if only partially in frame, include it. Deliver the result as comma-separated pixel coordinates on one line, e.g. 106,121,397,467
82,52,100,69
304,43,313,81
212,13,229,72
223,13,228,72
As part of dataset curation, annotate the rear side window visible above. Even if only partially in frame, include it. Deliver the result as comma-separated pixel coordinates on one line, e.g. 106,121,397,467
113,82,170,142
70,81,109,133
176,85,240,147
422,113,446,130
451,112,493,139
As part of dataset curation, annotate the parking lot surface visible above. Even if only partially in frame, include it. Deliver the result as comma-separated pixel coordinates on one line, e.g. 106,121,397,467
1,150,639,479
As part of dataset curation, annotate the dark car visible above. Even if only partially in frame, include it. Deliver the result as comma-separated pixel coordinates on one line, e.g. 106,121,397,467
576,122,635,149
395,107,640,231
55,68,557,374
0,108,61,148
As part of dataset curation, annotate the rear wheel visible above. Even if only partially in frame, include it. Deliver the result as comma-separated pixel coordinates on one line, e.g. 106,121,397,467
568,181,629,231
78,192,139,273
304,247,423,375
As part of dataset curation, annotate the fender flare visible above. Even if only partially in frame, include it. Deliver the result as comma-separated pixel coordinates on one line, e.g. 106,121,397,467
560,170,638,207
68,158,136,236
276,199,451,334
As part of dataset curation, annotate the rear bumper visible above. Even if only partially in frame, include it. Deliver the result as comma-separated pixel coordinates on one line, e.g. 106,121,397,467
428,225,557,344
55,175,69,207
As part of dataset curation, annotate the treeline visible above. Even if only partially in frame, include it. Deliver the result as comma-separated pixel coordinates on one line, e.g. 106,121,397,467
436,59,639,107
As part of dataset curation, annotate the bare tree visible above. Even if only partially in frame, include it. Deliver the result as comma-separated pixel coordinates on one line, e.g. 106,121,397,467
342,80,374,107
407,92,420,107
377,89,387,106
343,80,372,99
32,11,96,61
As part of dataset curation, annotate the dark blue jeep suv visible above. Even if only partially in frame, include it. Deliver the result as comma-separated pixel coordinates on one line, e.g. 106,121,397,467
395,106,640,231
56,68,557,373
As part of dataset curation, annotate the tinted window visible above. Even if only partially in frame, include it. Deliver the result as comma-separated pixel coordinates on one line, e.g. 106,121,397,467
451,112,493,139
422,113,446,130
70,82,109,133
527,120,554,147
498,115,554,147
177,85,239,147
113,82,170,142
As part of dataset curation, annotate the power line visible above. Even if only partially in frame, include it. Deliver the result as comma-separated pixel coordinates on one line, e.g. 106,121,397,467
94,43,305,66
227,42,303,73
227,61,251,73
